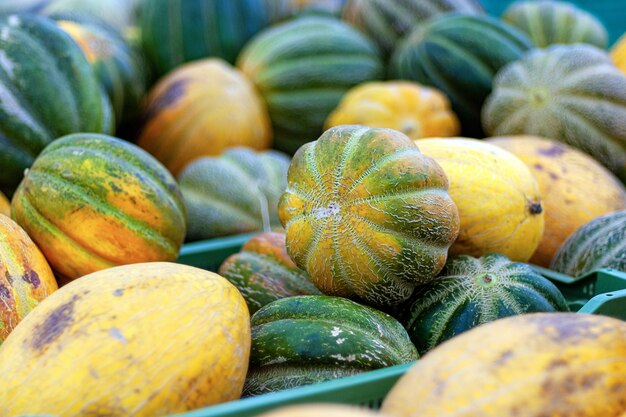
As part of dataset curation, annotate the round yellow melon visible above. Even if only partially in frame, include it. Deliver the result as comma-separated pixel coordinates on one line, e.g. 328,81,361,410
0,191,9,216
325,81,460,139
138,58,272,176
0,262,251,417
416,138,544,261
381,313,626,417
258,404,388,417
488,135,626,266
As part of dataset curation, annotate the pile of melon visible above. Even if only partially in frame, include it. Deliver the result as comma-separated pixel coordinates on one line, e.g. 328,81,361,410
0,0,625,416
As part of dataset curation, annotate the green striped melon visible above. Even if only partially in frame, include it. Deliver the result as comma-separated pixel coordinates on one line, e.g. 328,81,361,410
237,15,384,154
342,0,484,57
390,14,532,137
53,13,147,127
397,253,569,354
244,295,418,396
0,14,113,196
502,0,608,48
551,210,626,276
178,147,290,241
140,0,271,77
218,232,321,314
482,44,626,183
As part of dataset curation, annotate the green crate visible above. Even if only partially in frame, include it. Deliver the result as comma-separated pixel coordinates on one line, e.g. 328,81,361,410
175,237,626,417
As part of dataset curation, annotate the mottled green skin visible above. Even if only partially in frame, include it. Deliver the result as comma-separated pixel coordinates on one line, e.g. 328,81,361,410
237,16,384,154
390,14,532,137
52,12,148,126
179,147,290,241
551,211,626,277
397,253,569,354
244,295,418,396
342,0,484,57
482,44,626,184
140,0,271,77
502,1,607,49
0,14,113,197
218,232,321,314
278,125,460,307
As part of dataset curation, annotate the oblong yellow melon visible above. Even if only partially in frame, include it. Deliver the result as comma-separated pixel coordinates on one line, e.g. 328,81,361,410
382,313,626,417
488,135,626,266
0,262,251,417
415,138,544,261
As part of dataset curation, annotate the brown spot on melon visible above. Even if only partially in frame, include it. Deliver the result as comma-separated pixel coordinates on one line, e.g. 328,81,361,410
547,358,568,370
21,270,40,288
144,79,188,121
0,284,10,299
31,295,79,351
533,163,544,171
494,349,514,365
538,144,567,157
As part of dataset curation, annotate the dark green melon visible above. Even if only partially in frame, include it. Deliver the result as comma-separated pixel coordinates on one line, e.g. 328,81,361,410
390,14,532,137
178,147,290,241
342,0,484,57
218,232,321,314
244,295,418,396
0,14,113,196
140,0,271,77
482,44,626,183
551,210,626,277
52,13,147,127
237,15,384,154
502,0,608,49
397,253,569,354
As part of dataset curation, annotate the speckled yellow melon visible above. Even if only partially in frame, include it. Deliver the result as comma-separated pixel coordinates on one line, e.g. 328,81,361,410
0,191,9,217
258,404,389,417
489,135,626,267
325,81,460,140
381,313,626,417
0,262,251,417
0,214,58,343
416,138,544,261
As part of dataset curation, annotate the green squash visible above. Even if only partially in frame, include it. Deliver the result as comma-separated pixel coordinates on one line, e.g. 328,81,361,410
342,0,484,57
237,15,384,154
397,253,569,354
244,295,418,396
551,210,626,277
218,232,321,314
0,14,113,196
140,0,271,77
502,0,608,49
178,147,290,241
482,44,626,183
53,13,147,127
390,14,532,137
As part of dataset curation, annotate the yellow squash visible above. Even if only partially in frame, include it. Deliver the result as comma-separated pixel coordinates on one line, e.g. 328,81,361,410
325,81,460,140
416,138,544,261
489,135,626,266
611,33,626,74
0,214,57,343
0,262,251,417
382,313,626,417
259,404,388,417
0,191,9,216
138,58,272,176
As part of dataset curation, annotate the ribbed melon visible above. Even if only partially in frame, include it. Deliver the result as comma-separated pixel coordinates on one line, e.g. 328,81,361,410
502,0,608,48
390,14,532,137
483,44,626,183
179,147,289,241
11,133,187,281
244,295,418,396
551,210,626,276
0,14,113,196
342,0,484,57
397,253,569,354
237,15,384,154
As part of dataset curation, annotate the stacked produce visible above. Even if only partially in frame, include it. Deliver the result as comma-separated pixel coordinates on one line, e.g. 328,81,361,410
0,0,625,416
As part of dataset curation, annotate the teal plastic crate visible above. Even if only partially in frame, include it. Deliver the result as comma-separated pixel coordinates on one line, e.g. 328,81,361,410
480,0,626,45
175,236,626,417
